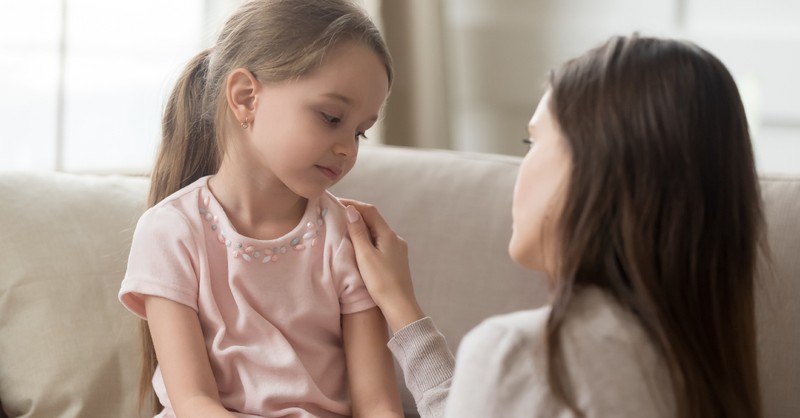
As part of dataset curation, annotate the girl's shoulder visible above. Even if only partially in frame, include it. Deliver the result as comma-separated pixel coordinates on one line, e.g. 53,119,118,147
149,176,211,212
317,190,349,242
136,176,212,237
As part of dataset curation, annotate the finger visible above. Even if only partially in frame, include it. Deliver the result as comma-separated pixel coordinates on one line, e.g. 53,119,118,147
339,199,394,238
345,205,376,253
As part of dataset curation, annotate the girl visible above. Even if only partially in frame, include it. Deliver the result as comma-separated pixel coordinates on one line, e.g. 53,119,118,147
118,1,402,417
343,34,765,417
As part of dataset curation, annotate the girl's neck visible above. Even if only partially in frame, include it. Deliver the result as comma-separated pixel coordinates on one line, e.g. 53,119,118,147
208,159,307,241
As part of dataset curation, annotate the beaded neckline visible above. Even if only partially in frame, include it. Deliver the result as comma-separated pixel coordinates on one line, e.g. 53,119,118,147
198,194,327,264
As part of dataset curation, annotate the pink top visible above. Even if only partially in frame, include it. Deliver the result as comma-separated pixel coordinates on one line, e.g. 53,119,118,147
119,176,375,418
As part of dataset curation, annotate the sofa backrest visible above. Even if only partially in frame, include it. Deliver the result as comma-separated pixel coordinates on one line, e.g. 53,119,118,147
0,172,149,418
334,146,800,418
0,145,797,417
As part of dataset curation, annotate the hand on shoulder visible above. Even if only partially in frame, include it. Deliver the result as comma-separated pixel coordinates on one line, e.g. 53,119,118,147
340,198,425,333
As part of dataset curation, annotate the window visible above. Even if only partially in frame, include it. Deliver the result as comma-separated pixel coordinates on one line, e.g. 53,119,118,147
1,0,229,173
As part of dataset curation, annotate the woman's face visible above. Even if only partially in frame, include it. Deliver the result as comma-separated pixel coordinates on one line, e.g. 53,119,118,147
509,91,572,275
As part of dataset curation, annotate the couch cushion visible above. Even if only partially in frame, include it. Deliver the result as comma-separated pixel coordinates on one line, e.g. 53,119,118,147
0,172,149,418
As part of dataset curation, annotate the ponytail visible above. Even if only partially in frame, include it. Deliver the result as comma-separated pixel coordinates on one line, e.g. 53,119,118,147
138,48,220,414
149,48,220,206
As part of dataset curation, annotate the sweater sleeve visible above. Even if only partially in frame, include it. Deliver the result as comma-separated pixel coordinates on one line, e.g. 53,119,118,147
387,317,455,418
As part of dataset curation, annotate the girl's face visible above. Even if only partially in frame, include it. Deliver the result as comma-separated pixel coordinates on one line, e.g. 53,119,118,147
509,91,572,276
243,41,389,198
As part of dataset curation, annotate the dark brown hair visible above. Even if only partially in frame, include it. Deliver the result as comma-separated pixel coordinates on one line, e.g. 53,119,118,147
545,34,764,417
139,0,393,412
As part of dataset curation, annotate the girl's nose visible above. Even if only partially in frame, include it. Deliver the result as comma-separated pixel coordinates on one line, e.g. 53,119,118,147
332,133,358,157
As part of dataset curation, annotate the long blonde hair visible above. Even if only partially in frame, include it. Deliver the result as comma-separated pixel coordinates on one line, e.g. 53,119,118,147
140,0,393,412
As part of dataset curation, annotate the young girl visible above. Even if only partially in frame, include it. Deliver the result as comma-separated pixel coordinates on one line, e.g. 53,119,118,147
343,34,765,417
118,1,402,417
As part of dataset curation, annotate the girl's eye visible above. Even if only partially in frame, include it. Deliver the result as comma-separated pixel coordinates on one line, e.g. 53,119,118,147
322,113,342,124
356,131,368,141
522,138,535,147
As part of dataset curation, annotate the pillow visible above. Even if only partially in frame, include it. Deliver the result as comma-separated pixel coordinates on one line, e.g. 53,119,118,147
0,172,149,418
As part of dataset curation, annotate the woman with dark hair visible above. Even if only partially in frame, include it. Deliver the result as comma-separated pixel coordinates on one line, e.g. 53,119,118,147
342,34,765,418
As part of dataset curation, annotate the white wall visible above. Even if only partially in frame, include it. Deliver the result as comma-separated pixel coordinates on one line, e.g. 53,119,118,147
442,0,800,174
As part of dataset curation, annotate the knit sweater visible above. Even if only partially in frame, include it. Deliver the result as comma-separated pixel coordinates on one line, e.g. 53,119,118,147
387,287,675,417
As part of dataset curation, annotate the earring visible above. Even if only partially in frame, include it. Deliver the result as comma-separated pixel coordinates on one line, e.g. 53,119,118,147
241,116,249,129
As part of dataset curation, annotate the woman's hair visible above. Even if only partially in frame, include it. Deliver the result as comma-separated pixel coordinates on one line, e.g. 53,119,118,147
545,34,764,418
139,0,393,412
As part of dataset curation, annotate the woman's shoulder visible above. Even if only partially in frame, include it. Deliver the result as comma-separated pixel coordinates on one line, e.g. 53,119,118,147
457,307,552,375
561,287,652,351
461,287,653,360
561,287,675,416
446,308,559,416
451,288,673,417
465,307,551,349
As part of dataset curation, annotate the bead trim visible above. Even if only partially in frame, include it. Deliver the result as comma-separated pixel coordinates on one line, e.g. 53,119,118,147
199,195,327,264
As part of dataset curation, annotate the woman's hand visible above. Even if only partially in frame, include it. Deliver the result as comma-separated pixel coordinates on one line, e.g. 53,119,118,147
341,199,425,334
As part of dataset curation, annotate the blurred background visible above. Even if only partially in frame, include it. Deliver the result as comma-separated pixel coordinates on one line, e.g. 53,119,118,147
2,0,798,174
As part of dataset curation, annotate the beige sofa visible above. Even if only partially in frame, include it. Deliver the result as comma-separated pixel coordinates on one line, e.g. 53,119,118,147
1,145,797,418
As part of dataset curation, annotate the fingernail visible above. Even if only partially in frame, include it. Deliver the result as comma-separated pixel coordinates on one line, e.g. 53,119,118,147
346,205,360,223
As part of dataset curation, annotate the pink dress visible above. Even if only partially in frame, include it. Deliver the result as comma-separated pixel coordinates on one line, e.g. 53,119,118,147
119,176,375,417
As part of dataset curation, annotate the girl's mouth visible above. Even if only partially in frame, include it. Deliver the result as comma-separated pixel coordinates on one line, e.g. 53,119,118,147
316,165,341,180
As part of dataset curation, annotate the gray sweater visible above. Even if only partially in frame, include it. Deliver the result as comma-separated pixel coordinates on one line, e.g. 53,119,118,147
387,287,675,417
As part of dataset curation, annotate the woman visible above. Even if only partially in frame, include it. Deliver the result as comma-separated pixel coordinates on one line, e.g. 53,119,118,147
342,34,765,418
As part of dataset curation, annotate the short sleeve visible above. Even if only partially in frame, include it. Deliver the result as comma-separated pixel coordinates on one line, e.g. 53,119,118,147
331,235,376,315
118,206,200,319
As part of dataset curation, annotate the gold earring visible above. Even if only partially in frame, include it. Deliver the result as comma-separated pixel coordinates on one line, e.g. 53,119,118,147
241,116,249,129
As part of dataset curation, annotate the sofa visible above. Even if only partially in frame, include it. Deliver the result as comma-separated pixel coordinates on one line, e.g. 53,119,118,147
1,145,797,418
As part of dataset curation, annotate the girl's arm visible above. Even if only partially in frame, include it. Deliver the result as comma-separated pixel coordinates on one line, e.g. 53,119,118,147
342,306,404,418
144,295,236,418
342,199,455,418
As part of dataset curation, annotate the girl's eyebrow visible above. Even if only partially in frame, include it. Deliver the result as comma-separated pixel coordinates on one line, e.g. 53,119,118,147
321,92,379,123
321,92,352,105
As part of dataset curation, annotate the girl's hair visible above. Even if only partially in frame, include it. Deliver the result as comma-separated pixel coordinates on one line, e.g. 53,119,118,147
139,0,393,412
545,34,764,418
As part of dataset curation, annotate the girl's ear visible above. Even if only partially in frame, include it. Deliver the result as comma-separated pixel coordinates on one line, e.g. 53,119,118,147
226,68,259,125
